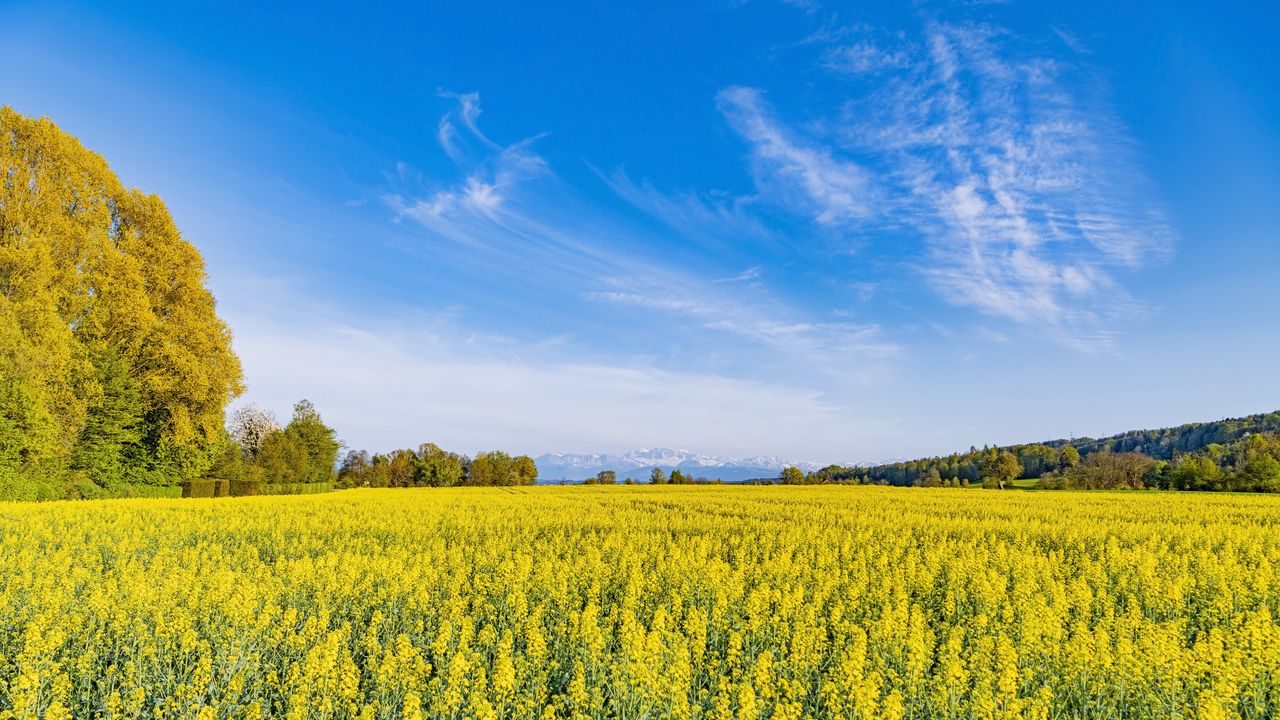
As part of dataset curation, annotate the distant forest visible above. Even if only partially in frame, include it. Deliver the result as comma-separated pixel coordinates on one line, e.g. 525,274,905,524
799,411,1280,492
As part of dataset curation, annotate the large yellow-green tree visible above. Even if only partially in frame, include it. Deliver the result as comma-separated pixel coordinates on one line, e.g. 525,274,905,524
0,107,243,497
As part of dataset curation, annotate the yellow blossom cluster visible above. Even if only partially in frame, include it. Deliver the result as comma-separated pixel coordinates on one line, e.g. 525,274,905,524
1,486,1278,719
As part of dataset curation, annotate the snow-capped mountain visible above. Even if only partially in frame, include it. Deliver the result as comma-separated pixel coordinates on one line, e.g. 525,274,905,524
534,448,825,483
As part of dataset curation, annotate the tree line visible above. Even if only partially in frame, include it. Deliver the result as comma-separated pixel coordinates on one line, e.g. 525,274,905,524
335,444,539,488
778,413,1280,493
1036,410,1280,460
1040,432,1280,492
796,444,1076,488
581,467,713,484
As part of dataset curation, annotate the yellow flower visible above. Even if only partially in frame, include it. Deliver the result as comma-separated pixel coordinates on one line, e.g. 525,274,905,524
0,485,1277,719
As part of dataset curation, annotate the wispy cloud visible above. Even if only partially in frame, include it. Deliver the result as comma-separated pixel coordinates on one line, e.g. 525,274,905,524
601,169,780,253
717,266,763,283
823,40,913,74
586,278,897,375
717,86,873,225
386,93,900,379
393,142,547,231
719,20,1177,349
1050,26,1092,55
436,90,500,163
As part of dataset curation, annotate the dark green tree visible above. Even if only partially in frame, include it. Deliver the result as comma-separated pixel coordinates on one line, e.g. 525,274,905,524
282,400,340,484
1169,454,1223,491
1059,445,1081,470
468,451,535,486
980,450,1022,490
206,431,246,483
413,443,465,487
337,449,371,488
514,455,538,485
70,348,145,491
780,466,806,485
252,429,309,484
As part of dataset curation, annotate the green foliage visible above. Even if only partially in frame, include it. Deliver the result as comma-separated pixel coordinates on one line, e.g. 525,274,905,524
0,464,66,501
1165,433,1280,492
1031,435,1280,493
262,481,332,495
1167,454,1224,491
1059,445,1081,469
236,399,339,488
649,467,667,485
596,470,617,485
979,450,1022,490
780,466,806,485
0,107,243,499
336,450,370,488
468,451,504,486
337,441,536,488
1042,411,1280,460
70,348,145,491
469,450,539,486
282,400,340,484
0,299,68,490
115,484,184,499
1042,452,1157,490
373,449,416,488
181,478,333,497
228,480,261,496
251,429,311,485
818,412,1280,493
411,443,466,487
206,430,247,482
181,480,228,498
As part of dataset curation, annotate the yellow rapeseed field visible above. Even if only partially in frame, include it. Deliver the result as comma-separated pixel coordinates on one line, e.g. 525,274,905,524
1,486,1278,720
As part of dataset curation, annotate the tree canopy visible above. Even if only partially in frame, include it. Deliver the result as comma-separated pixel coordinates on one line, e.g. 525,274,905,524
980,450,1022,490
780,466,807,485
1,107,243,499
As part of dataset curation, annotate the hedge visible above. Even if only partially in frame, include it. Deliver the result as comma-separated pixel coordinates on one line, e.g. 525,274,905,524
181,480,230,498
180,480,333,498
262,481,332,495
115,484,185,499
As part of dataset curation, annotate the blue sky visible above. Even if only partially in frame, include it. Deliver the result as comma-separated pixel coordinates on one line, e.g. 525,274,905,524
3,0,1277,463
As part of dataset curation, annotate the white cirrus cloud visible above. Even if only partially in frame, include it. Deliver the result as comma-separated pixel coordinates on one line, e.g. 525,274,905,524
719,21,1177,350
717,85,874,225
586,277,899,381
601,169,781,254
823,40,913,74
385,92,901,380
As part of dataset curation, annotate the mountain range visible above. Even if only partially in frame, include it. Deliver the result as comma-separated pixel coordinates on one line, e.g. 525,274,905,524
534,448,825,483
